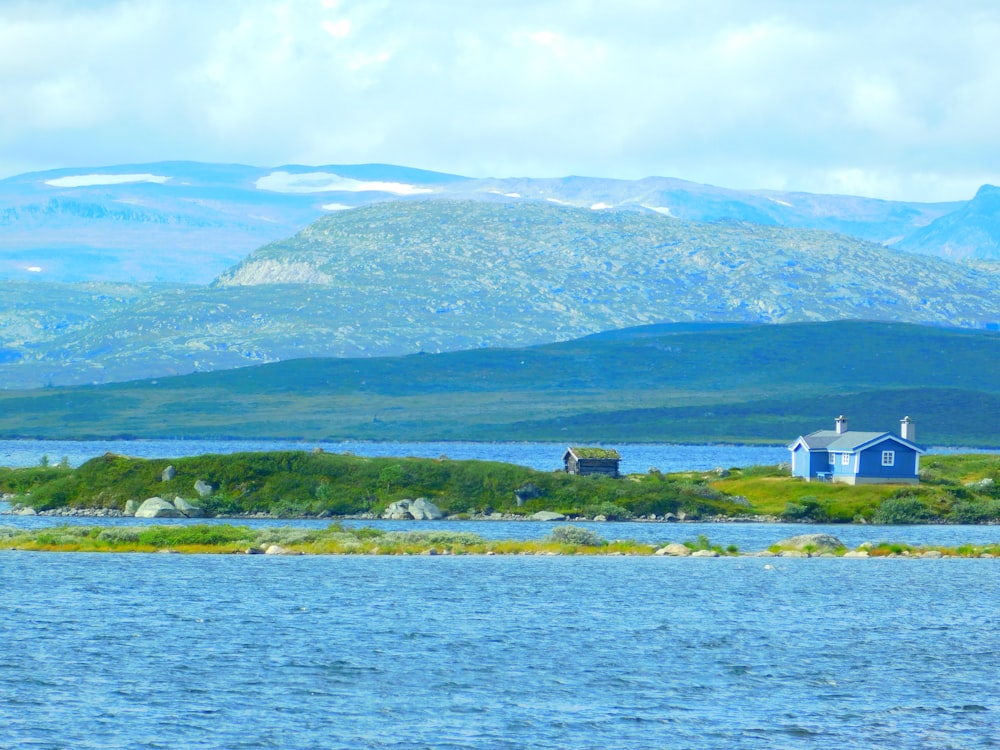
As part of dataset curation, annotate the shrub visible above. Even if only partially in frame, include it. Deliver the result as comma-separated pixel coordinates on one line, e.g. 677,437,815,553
546,525,605,547
256,528,319,547
97,527,142,544
781,496,828,521
136,525,254,548
582,501,633,520
871,495,935,524
948,498,1000,524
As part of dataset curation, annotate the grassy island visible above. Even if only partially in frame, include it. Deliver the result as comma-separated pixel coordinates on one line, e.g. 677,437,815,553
2,450,1000,524
1,523,998,558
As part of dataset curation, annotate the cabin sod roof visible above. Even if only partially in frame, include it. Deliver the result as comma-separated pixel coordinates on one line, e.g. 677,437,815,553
567,447,621,459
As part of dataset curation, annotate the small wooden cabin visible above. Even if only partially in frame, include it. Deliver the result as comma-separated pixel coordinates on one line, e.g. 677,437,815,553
563,447,621,478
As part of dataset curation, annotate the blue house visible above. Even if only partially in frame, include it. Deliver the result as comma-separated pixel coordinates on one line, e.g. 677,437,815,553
789,416,924,485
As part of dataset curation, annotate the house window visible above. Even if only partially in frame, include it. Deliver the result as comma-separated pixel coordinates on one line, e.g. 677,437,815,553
882,451,895,467
829,452,835,465
842,453,850,466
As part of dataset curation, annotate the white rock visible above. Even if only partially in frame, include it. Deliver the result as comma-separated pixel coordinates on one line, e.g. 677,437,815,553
530,511,566,521
264,544,300,555
656,543,692,557
173,496,206,518
408,498,444,520
134,497,183,518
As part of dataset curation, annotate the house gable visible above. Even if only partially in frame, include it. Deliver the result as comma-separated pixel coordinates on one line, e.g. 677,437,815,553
789,418,923,485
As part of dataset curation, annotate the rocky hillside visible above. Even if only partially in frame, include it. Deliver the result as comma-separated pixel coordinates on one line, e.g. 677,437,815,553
2,199,998,389
217,199,1000,329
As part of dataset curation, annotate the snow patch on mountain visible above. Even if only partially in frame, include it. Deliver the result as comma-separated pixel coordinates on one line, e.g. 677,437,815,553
45,174,170,188
256,171,434,195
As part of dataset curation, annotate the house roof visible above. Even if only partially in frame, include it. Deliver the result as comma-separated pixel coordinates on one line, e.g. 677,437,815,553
791,430,924,454
565,447,621,460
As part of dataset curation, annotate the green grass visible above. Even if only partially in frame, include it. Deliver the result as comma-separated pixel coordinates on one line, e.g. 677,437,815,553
712,455,1000,523
2,523,997,557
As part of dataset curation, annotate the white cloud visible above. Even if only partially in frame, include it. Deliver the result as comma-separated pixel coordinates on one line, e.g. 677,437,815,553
45,173,169,187
0,1,999,201
322,18,351,39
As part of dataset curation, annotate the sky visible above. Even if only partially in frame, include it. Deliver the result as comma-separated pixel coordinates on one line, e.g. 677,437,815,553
1,0,999,202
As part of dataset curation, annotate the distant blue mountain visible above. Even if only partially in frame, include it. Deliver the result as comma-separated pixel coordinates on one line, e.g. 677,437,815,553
891,185,1000,260
0,161,986,283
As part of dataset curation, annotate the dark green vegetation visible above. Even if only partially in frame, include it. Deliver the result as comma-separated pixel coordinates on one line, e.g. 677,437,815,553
3,451,1000,525
1,320,999,445
3,200,1000,389
0,450,750,520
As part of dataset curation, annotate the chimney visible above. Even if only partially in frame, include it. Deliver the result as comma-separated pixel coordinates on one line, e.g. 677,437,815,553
835,415,847,435
900,416,915,442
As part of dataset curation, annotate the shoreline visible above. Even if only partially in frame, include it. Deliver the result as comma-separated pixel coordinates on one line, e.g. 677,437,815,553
6,504,1000,526
1,525,997,558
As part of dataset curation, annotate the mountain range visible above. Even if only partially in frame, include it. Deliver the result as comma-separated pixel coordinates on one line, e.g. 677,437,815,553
2,161,1000,390
2,198,1000,388
3,160,999,285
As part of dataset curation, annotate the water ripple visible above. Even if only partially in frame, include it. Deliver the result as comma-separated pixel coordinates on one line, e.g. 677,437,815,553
0,554,998,748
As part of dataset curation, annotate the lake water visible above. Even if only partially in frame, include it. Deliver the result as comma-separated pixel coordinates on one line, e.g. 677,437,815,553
3,440,999,747
1,552,997,749
0,438,793,474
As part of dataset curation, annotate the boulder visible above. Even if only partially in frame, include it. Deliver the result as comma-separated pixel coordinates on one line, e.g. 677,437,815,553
964,477,994,490
173,496,206,518
773,533,845,553
15,506,37,516
656,543,692,557
691,549,720,557
264,544,296,555
134,497,184,518
408,498,444,520
530,511,566,522
161,465,176,482
382,499,415,520
124,499,139,516
194,480,214,498
514,483,543,507
843,550,870,558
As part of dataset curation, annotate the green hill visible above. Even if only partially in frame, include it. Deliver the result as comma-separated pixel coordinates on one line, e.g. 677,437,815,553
3,200,1000,389
0,320,998,445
